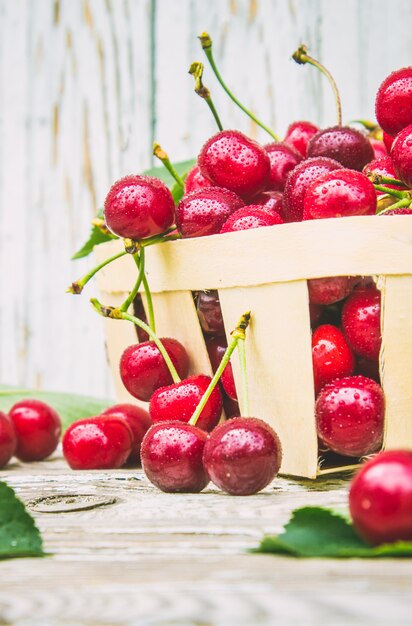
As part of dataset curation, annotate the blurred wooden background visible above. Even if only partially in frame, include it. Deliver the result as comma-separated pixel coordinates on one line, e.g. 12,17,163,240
0,0,411,398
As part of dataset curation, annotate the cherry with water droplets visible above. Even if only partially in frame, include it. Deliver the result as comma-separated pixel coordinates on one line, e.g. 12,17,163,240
307,126,374,171
369,138,387,160
0,412,16,468
198,130,270,200
252,190,284,215
363,156,408,195
264,143,302,191
383,131,394,153
316,375,384,458
303,170,377,219
141,421,209,493
282,157,342,222
341,284,381,360
349,450,412,545
104,175,175,239
284,120,319,157
375,67,412,136
380,207,412,216
220,205,283,233
120,338,189,402
308,276,358,306
312,324,355,395
196,290,225,336
101,403,152,464
205,335,237,401
149,374,222,432
391,124,412,188
184,165,215,194
203,417,282,495
176,187,244,238
9,399,61,462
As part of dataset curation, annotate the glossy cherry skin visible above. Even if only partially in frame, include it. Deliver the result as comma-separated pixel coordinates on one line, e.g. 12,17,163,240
9,400,61,462
220,205,283,233
141,421,209,493
312,325,355,395
383,131,395,153
308,276,357,306
205,335,237,401
198,130,270,200
349,450,412,545
381,207,412,216
104,175,175,239
176,187,244,238
316,375,384,458
307,126,374,171
369,138,387,160
252,190,284,215
203,417,282,495
363,156,407,194
196,290,225,336
282,157,342,222
0,412,16,468
304,170,377,219
63,416,133,470
264,143,302,191
391,124,412,188
101,403,152,464
149,374,222,432
341,285,381,360
375,67,412,136
184,165,215,194
120,338,190,402
283,120,319,157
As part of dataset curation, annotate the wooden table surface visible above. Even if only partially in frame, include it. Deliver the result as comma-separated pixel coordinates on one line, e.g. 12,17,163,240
1,456,411,626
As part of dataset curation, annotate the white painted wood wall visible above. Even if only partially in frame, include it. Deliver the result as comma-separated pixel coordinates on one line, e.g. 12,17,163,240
0,0,411,398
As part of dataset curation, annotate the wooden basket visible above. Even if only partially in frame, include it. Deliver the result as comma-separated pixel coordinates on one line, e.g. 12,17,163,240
95,215,412,478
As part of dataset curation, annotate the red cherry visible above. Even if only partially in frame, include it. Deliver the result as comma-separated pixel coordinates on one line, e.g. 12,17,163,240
101,403,152,464
220,205,283,233
104,175,175,239
141,421,209,493
120,338,189,402
307,126,374,171
282,157,342,222
309,302,323,328
355,357,380,383
363,156,407,195
221,362,237,401
63,416,133,470
184,165,215,194
205,336,237,401
149,374,222,432
369,138,387,160
133,295,150,343
252,190,283,214
312,324,355,395
383,131,394,152
9,399,61,462
303,170,377,219
176,187,244,238
391,124,412,188
223,395,240,418
316,375,384,457
308,276,357,306
264,143,302,191
196,290,225,336
375,67,412,136
283,120,319,157
380,207,412,216
0,412,16,468
349,450,412,545
341,285,381,360
198,130,270,200
203,417,282,495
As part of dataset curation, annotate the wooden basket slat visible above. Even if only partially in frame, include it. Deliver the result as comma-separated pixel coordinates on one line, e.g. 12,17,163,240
219,281,318,478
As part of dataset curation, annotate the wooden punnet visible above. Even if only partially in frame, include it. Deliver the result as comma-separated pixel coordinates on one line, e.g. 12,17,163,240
95,215,412,479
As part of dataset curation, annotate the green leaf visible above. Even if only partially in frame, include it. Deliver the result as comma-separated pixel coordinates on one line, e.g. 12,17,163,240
72,225,116,260
143,158,196,188
0,481,44,559
255,506,412,558
0,386,112,430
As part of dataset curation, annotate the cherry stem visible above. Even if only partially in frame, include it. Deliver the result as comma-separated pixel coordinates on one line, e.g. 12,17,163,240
189,311,251,427
378,197,411,214
139,259,156,333
237,337,249,416
90,299,180,383
153,143,184,188
188,62,223,131
119,249,145,313
367,172,405,187
91,217,112,235
67,250,127,294
199,32,280,142
292,44,342,126
373,184,409,200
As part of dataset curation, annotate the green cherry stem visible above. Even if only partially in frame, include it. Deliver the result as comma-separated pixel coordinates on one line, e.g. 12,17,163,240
199,32,280,142
90,299,180,383
119,249,146,313
189,61,223,131
153,143,184,188
67,250,127,294
373,185,410,200
189,311,251,427
139,259,156,334
378,198,412,214
292,44,342,126
366,172,406,188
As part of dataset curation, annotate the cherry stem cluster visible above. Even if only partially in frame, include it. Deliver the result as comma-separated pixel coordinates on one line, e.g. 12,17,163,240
199,32,280,142
189,61,223,131
367,172,406,188
189,311,251,427
292,44,342,126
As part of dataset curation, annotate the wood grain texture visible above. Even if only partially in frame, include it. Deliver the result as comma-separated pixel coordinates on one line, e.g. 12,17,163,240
1,456,412,625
